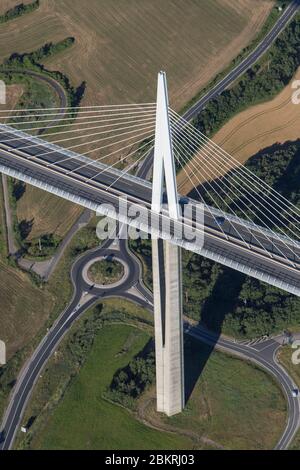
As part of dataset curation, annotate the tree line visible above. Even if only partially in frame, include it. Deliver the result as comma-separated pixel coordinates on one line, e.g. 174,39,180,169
0,1,39,24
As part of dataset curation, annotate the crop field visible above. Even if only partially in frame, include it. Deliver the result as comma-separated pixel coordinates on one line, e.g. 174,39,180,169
0,0,273,109
213,68,300,163
0,259,54,359
178,68,300,194
16,185,82,241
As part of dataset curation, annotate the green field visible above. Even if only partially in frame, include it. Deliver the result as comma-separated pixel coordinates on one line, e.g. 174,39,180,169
27,324,192,450
19,318,287,450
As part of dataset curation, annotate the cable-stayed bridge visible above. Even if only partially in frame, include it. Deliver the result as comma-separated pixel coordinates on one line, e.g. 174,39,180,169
0,99,299,294
0,72,299,415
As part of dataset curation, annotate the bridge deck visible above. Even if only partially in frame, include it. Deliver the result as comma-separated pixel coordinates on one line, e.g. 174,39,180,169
0,124,299,296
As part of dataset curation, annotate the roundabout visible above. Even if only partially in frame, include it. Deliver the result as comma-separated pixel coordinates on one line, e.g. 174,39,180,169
71,238,153,305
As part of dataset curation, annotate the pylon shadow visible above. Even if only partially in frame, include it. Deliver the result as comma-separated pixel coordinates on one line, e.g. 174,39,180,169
184,266,245,404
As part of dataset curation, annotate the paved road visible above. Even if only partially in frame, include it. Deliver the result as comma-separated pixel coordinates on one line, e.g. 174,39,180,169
137,0,300,180
0,237,298,450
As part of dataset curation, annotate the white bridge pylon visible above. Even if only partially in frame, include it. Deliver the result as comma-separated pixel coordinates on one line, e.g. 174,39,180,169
151,72,185,416
152,72,179,220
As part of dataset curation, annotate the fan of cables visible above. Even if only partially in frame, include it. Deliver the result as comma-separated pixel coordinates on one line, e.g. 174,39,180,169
169,108,300,265
0,103,156,187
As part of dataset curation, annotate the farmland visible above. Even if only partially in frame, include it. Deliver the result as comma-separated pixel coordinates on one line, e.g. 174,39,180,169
0,258,54,360
213,68,300,166
0,1,274,109
16,185,82,241
0,84,57,361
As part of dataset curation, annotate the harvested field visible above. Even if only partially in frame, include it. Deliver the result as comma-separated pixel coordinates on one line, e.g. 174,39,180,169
16,185,82,241
0,1,274,110
0,259,54,359
0,84,24,113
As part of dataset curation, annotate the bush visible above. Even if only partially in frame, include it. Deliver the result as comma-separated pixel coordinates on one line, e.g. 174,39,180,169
105,340,155,409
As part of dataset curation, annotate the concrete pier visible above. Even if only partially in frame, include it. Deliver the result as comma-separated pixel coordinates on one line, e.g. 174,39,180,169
152,238,184,416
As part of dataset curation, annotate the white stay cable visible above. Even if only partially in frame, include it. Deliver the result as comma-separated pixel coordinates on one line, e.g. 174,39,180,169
0,116,155,145
0,102,156,113
172,139,279,260
6,123,155,157
0,113,156,136
105,145,155,190
68,136,154,178
172,132,297,264
3,109,156,128
84,138,155,183
170,111,300,238
44,128,155,170
1,105,156,122
170,116,300,245
172,144,231,242
170,108,300,221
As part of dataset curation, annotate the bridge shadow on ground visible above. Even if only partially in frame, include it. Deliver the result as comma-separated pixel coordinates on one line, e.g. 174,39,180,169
184,267,245,404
